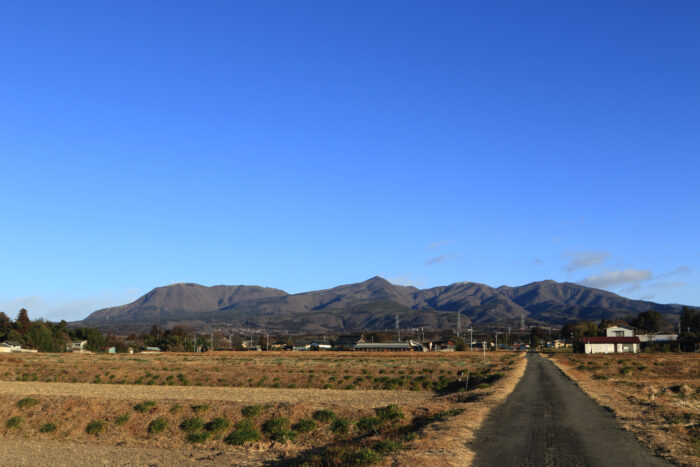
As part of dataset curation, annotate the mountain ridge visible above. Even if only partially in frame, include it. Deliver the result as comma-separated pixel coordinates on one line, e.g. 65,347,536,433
79,277,691,332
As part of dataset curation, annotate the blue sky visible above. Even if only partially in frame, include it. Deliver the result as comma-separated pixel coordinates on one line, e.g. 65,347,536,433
0,1,698,321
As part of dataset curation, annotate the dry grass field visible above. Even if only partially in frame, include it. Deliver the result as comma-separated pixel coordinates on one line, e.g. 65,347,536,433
547,352,700,466
0,351,526,466
0,351,510,392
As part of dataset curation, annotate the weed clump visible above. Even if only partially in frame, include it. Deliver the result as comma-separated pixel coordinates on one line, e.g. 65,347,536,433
356,416,382,435
148,417,168,433
224,419,260,445
16,397,39,409
312,409,337,423
374,439,403,454
134,400,157,413
180,417,204,433
242,404,263,418
186,431,210,443
205,417,230,435
115,413,130,426
86,420,105,435
191,403,210,413
6,416,22,429
263,416,296,442
292,418,316,433
329,417,351,436
39,422,56,433
375,404,404,423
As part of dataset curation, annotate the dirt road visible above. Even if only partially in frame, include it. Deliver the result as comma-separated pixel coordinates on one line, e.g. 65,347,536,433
471,353,670,466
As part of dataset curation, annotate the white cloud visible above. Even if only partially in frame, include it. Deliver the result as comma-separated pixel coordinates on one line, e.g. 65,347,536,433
656,266,690,279
579,269,652,289
428,240,448,250
426,253,457,266
565,251,610,272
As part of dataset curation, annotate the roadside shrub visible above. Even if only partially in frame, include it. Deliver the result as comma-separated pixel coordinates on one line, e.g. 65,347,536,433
134,400,157,413
263,416,296,442
347,447,383,465
292,418,316,433
241,404,263,418
191,403,210,413
115,413,130,426
224,419,260,445
16,397,39,409
356,416,382,435
86,420,105,435
186,431,210,443
148,417,168,433
375,404,404,423
329,417,351,436
39,422,56,433
312,409,337,423
6,416,22,429
205,417,230,434
374,439,403,454
180,417,204,433
432,408,465,421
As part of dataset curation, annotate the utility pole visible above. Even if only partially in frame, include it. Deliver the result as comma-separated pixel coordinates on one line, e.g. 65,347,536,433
483,341,486,359
266,334,269,351
507,327,511,348
469,327,473,351
396,314,400,342
211,332,214,352
495,332,499,351
457,311,461,338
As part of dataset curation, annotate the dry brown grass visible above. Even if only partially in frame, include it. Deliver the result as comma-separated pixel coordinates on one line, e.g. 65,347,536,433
0,351,511,392
547,352,700,466
0,350,524,465
392,351,527,466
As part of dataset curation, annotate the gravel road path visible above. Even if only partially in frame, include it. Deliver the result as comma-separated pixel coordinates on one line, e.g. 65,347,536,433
471,353,670,466
0,380,432,407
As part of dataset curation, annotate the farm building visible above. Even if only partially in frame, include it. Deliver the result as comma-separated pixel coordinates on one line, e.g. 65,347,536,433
427,339,455,352
604,325,635,337
583,336,640,354
354,340,426,352
637,333,678,344
333,335,366,350
65,340,87,352
310,340,332,351
292,341,311,351
0,341,23,353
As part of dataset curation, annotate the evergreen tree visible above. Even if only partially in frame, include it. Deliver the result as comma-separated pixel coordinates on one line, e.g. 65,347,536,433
16,308,31,334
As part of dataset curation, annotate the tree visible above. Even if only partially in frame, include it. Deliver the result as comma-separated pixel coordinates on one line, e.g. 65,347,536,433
632,310,662,333
454,337,467,351
16,308,31,334
0,312,12,337
680,306,700,335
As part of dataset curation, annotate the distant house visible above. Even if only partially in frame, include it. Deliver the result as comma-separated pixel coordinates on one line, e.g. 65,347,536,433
354,340,426,352
142,346,162,353
292,341,311,351
332,335,366,351
428,339,455,352
605,325,635,338
65,340,87,352
269,342,287,351
310,340,332,351
637,333,678,344
107,347,117,354
0,341,22,353
583,336,640,354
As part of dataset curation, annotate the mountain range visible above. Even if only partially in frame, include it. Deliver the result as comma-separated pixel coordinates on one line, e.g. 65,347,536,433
78,277,691,333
